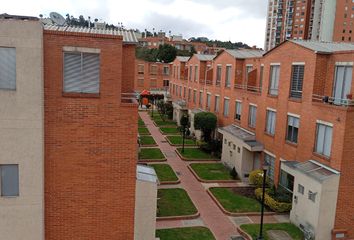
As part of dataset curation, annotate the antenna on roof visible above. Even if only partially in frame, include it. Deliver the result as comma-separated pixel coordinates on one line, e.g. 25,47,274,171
49,12,66,26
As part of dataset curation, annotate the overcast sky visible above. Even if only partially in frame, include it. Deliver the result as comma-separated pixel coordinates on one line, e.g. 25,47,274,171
2,0,268,48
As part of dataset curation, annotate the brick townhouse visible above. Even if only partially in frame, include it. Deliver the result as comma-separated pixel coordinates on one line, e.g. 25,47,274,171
0,15,157,240
135,59,171,91
169,41,354,240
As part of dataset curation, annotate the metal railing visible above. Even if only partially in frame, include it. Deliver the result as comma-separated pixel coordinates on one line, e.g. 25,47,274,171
312,94,354,107
234,84,262,93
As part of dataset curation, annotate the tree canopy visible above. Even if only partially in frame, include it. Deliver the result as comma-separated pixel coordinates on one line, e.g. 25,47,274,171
194,112,217,142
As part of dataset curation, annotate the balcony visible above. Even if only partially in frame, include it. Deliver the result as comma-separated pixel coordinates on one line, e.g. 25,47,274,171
234,84,262,93
312,94,354,107
121,93,138,105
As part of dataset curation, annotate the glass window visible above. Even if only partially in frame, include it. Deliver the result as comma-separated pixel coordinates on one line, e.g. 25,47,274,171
223,98,230,116
163,66,169,75
333,66,352,105
269,65,280,96
216,66,222,86
225,66,232,87
137,64,144,74
1,164,19,197
194,65,198,82
63,52,100,93
0,47,16,90
235,101,242,121
188,88,191,101
286,115,299,143
248,105,257,128
315,123,333,157
189,66,192,81
193,90,197,103
266,110,276,135
290,65,305,98
214,96,220,112
199,91,203,106
150,65,157,75
279,169,294,192
163,80,169,87
264,153,275,181
298,184,304,194
206,94,211,109
308,191,317,202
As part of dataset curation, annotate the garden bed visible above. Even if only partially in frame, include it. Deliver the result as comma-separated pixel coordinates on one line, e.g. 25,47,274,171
166,135,196,146
159,127,180,135
156,227,215,240
138,127,150,135
150,164,179,184
189,163,239,182
176,148,220,161
239,223,304,240
208,187,274,216
138,118,145,127
139,148,166,162
139,136,157,146
157,188,199,219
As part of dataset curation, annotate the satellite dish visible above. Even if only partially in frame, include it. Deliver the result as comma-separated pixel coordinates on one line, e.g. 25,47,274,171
49,12,66,26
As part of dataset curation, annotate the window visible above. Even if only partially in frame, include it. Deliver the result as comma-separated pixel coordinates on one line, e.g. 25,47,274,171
298,184,304,194
246,65,253,82
137,64,144,74
225,65,232,87
214,96,220,112
163,66,169,75
0,47,16,90
183,87,186,98
223,98,230,117
216,65,222,86
63,52,100,93
177,66,180,80
188,88,191,101
269,65,280,95
265,110,276,135
138,78,144,86
290,65,305,98
206,94,211,109
248,105,257,128
189,66,193,81
315,122,333,157
194,65,198,82
235,101,242,121
286,115,299,143
163,80,169,87
260,65,264,89
150,65,157,75
179,86,182,97
199,91,203,106
279,169,294,192
264,153,275,181
1,164,19,197
333,65,352,105
193,90,197,103
308,190,317,202
150,78,157,87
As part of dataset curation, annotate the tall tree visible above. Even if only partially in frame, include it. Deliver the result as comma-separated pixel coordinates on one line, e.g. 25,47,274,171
194,112,217,142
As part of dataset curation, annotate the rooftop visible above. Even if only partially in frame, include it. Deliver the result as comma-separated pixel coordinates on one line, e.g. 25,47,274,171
0,13,38,21
136,165,158,183
194,54,215,61
176,56,190,62
289,40,354,53
225,49,265,59
43,24,138,44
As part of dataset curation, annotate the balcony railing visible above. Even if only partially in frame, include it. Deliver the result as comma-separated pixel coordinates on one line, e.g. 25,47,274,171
312,94,354,107
121,93,138,104
233,84,262,93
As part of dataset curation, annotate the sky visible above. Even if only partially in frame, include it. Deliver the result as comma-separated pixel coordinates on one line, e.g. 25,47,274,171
2,0,268,48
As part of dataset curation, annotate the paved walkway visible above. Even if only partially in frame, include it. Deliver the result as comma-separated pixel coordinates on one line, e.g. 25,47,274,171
139,111,287,240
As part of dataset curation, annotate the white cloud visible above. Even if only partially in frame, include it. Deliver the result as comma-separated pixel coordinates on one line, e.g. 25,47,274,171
2,0,266,47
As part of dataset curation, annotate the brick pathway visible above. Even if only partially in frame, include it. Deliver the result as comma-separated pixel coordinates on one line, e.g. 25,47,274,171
139,111,289,240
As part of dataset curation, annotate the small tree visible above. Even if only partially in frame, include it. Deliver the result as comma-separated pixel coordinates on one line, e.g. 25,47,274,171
180,114,190,153
194,112,217,142
164,102,173,120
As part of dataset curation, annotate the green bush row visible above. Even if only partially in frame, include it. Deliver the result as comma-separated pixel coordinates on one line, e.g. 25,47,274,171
254,188,292,213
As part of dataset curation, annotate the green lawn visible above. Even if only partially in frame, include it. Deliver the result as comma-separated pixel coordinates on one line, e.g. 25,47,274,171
209,188,262,213
140,136,156,145
160,127,180,135
157,188,197,217
138,118,145,127
240,223,304,240
138,127,150,135
167,136,196,145
139,148,165,160
150,164,178,182
156,227,215,240
177,148,216,160
190,163,236,180
155,120,177,126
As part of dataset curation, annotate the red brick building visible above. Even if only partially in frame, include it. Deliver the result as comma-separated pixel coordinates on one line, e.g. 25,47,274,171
44,25,139,240
135,59,171,92
169,41,354,239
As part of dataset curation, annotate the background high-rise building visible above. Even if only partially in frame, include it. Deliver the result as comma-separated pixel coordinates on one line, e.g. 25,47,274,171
264,0,354,51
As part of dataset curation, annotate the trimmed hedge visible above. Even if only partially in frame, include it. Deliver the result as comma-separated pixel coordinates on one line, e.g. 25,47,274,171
255,188,292,213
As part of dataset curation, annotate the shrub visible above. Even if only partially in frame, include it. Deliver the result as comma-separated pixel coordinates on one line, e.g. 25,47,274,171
194,112,217,142
249,170,270,188
268,185,292,203
255,188,292,213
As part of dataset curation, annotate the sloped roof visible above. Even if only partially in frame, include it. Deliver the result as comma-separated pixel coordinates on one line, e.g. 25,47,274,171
137,165,158,183
289,40,354,53
176,56,190,62
219,124,255,141
225,49,264,59
43,24,138,44
194,54,215,61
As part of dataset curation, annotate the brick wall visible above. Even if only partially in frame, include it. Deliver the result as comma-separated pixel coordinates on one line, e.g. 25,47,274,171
135,59,171,91
44,30,137,240
122,45,136,93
